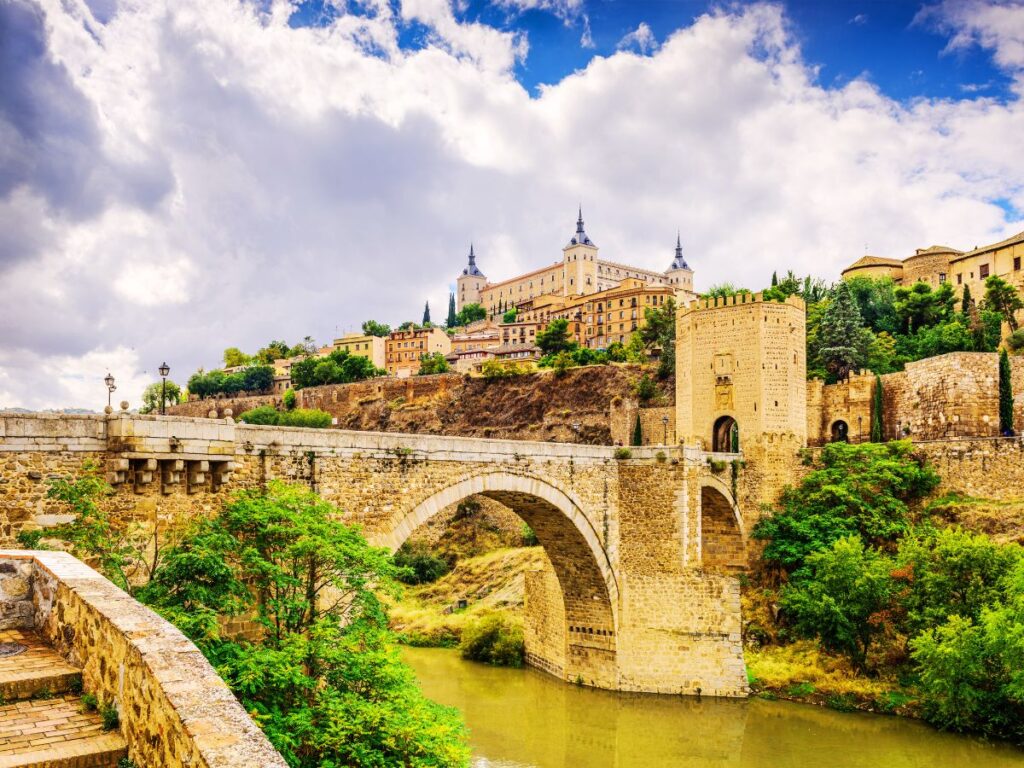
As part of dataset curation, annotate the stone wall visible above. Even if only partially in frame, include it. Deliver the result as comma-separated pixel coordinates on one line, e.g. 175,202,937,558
524,566,567,678
807,371,874,446
1,550,286,768
913,437,1024,502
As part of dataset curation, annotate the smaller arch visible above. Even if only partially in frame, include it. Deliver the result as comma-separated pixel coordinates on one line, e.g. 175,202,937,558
830,420,849,443
700,478,746,573
712,415,739,453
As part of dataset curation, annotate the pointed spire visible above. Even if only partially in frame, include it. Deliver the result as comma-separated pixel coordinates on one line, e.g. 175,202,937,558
670,231,690,271
462,242,483,277
569,206,593,246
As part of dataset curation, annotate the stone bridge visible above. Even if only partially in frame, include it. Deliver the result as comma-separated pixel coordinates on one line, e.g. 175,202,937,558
0,413,750,696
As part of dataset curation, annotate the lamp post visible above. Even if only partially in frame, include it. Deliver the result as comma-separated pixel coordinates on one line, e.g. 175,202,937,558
571,422,581,443
158,362,170,415
104,373,116,412
662,415,669,445
858,415,863,443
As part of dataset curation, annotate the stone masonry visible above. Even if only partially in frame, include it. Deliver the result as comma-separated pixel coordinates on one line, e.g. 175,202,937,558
1,412,749,698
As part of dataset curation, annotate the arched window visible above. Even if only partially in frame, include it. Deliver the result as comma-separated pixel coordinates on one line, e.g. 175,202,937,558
713,416,739,453
831,420,849,443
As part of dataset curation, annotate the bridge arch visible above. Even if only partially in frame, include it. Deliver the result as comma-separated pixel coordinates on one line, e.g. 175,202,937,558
699,475,746,573
383,471,619,686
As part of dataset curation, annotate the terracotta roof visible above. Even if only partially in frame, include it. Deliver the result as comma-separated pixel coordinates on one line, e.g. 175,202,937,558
841,255,904,272
911,245,963,257
950,230,1024,263
493,344,540,356
482,262,564,291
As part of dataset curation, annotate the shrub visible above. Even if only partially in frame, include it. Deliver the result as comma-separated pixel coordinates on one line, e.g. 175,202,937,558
634,374,657,402
521,524,538,546
100,700,120,731
187,365,275,399
238,407,332,428
393,541,451,585
418,352,450,376
613,447,632,460
282,388,297,410
460,614,524,667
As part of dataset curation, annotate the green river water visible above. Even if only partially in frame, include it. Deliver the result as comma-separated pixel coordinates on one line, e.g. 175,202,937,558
404,647,1024,768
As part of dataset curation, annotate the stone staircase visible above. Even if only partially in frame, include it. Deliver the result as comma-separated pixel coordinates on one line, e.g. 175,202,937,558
0,629,127,768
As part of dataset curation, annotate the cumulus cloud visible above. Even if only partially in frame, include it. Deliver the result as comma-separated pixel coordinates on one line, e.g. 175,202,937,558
616,22,659,54
1,0,1024,410
919,0,1024,74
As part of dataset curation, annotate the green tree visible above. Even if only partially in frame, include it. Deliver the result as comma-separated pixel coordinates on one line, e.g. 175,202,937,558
983,275,1023,331
423,301,431,326
362,320,391,337
536,318,576,355
446,293,457,328
140,482,469,767
290,350,383,389
817,281,870,380
43,463,157,592
961,284,974,318
139,380,181,414
282,388,297,411
752,441,940,571
781,536,895,672
393,541,451,585
702,283,751,299
256,340,292,364
453,303,486,327
846,277,898,335
866,331,898,374
1000,348,1014,435
894,282,955,334
502,308,517,323
631,415,643,446
896,528,1021,638
418,352,450,375
223,347,252,368
638,298,676,378
870,374,884,442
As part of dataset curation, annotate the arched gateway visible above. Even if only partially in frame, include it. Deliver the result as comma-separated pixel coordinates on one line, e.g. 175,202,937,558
380,472,620,687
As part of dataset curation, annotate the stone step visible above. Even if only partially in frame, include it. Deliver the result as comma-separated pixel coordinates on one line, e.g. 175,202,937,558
0,696,127,768
0,630,81,702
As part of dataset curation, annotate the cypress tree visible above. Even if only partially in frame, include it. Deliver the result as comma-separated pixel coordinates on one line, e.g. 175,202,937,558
961,284,973,318
423,301,431,325
999,349,1014,436
446,293,457,328
771,271,778,287
871,374,884,442
631,415,643,446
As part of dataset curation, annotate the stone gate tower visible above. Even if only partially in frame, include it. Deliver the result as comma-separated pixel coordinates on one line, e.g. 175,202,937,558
675,292,807,455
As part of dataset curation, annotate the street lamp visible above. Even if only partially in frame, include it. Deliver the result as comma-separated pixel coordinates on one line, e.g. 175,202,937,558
104,373,116,412
662,415,669,445
158,362,170,415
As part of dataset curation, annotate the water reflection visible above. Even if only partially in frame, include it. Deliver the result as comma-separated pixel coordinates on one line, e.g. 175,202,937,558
404,647,1024,768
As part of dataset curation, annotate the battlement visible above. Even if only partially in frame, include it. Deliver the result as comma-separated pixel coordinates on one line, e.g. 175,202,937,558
681,291,806,313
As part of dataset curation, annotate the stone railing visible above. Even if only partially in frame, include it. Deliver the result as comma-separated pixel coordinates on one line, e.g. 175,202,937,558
0,550,287,768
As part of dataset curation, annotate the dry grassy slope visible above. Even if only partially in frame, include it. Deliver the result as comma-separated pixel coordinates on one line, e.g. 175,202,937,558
338,364,671,444
389,547,550,646
927,494,1024,545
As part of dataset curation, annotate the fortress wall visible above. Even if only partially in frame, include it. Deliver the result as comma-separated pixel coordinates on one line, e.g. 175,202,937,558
914,437,1024,502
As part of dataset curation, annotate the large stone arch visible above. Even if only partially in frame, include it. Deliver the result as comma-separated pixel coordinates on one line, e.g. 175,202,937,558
699,476,746,572
382,471,619,687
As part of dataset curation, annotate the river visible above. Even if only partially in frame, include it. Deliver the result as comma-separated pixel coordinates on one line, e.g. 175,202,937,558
404,647,1024,768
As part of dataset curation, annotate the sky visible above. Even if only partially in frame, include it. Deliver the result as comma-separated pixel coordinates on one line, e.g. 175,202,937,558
1,0,1024,410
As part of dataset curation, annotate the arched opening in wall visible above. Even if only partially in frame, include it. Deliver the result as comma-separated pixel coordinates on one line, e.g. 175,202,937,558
712,416,739,453
830,420,849,443
700,484,745,573
387,474,618,689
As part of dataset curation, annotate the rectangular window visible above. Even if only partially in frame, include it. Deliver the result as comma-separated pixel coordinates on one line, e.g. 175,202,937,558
980,264,990,279
1015,256,1021,271
939,273,946,283
957,274,963,285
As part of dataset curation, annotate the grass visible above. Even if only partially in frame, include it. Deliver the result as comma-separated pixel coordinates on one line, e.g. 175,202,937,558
745,641,918,716
389,547,547,647
926,492,1024,544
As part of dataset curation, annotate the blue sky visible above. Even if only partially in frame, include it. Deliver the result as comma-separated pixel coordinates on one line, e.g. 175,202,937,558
289,0,1016,101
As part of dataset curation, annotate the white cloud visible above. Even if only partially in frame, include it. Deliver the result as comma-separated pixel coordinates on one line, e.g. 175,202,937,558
617,22,659,54
2,0,1024,409
919,0,1024,75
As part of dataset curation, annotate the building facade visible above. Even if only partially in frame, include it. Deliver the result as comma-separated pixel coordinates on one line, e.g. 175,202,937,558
455,210,698,316
385,327,452,378
841,231,1024,324
332,333,386,370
